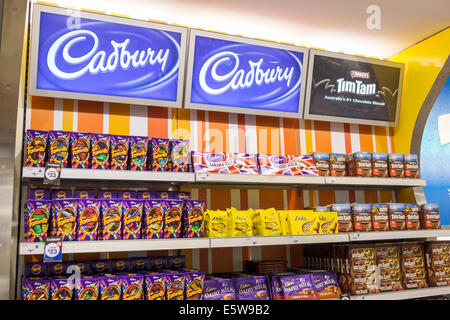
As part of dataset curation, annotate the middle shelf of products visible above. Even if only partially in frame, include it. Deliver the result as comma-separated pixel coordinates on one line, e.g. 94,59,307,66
19,227,450,255
22,167,427,189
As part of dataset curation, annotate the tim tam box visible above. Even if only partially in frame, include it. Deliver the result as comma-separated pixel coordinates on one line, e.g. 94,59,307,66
372,152,388,177
348,152,372,177
420,203,441,230
328,203,353,232
404,154,420,178
330,153,346,176
388,154,405,178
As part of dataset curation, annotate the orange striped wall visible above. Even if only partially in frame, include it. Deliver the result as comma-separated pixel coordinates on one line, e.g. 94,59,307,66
26,97,396,272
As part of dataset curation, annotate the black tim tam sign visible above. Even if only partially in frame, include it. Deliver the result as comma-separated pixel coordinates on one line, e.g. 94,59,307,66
306,53,402,124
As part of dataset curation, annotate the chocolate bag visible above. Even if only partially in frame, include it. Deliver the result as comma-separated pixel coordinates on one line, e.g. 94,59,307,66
71,132,91,169
22,278,50,300
76,276,99,300
48,130,71,168
24,200,50,242
99,275,122,300
184,200,205,238
280,274,317,300
253,208,282,236
51,199,78,241
50,277,73,300
145,273,166,300
25,130,48,167
121,274,144,300
286,210,320,235
185,269,205,300
192,152,259,174
234,276,269,300
228,208,253,237
130,136,148,171
110,135,129,170
77,199,100,241
205,210,229,238
351,203,373,232
166,272,186,300
91,134,110,169
122,200,143,240
164,200,184,238
101,200,123,240
257,154,319,176
170,139,190,172
203,279,235,300
311,271,341,299
151,138,171,171
144,200,166,239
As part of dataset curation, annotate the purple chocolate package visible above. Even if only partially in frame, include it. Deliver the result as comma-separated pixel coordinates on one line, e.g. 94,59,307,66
172,191,190,200
47,261,71,277
268,275,287,300
165,271,186,300
71,132,91,169
24,262,47,277
170,139,190,172
98,190,117,200
192,152,259,174
91,134,110,170
279,274,317,300
150,256,169,271
28,187,51,200
168,255,186,270
183,200,205,238
121,274,144,300
185,269,205,300
90,260,112,274
76,276,99,300
101,200,123,240
145,272,166,300
51,199,78,241
154,191,172,199
143,200,166,239
203,279,235,300
51,276,74,300
99,275,122,300
24,200,51,242
311,271,341,300
74,189,96,199
48,130,71,168
130,257,150,273
22,277,50,300
130,136,148,171
234,276,270,300
111,259,130,274
110,135,129,170
74,261,92,275
122,200,143,240
117,190,137,200
51,189,72,199
77,199,101,241
137,190,154,200
164,200,184,238
25,130,48,167
151,138,171,171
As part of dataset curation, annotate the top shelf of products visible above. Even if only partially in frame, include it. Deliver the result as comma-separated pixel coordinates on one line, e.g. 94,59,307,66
22,167,427,189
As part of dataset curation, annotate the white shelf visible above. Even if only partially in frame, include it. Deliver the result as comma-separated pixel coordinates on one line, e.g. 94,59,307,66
349,227,450,241
19,238,210,255
350,286,450,300
22,167,195,183
195,172,325,186
324,176,426,187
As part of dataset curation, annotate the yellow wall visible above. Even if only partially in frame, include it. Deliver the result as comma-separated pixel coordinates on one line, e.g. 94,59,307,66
388,27,450,153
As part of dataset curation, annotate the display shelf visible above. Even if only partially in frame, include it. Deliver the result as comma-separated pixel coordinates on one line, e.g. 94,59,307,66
323,176,426,187
22,167,196,184
350,286,450,300
209,234,350,248
19,238,210,255
348,227,450,242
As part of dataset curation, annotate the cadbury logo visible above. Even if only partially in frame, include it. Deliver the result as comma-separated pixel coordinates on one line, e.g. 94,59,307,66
206,153,226,162
350,70,370,79
270,155,288,165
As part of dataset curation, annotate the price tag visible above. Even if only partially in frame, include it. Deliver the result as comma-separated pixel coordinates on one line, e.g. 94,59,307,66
288,236,300,244
326,177,337,184
339,293,351,300
350,233,361,241
44,236,62,262
246,237,258,246
197,173,208,181
43,163,61,185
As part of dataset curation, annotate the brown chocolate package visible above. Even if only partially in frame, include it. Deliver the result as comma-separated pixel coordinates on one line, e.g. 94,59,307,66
405,204,421,230
348,152,372,177
348,245,379,295
425,242,450,287
400,242,428,289
330,154,347,176
372,153,388,177
371,204,389,232
388,203,406,231
310,153,330,176
420,204,441,230
404,154,420,178
351,204,373,232
388,154,405,178
328,204,353,232
375,243,403,292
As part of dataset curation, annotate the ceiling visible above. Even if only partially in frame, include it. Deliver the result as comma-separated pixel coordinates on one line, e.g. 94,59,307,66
42,0,450,59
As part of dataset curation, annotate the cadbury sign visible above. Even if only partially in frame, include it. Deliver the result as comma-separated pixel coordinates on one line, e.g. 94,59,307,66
29,4,187,108
184,29,308,117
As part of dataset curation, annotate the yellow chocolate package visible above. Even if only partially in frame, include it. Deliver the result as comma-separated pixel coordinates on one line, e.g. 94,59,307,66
287,210,320,235
254,208,282,236
277,210,290,235
316,211,339,234
227,208,253,237
204,210,228,237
